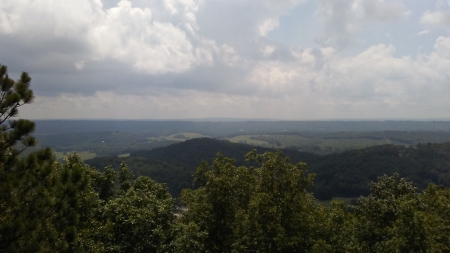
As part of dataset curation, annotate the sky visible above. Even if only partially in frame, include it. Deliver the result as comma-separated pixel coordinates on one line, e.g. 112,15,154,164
1,0,450,120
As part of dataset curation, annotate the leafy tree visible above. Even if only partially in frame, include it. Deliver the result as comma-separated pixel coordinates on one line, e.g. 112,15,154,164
180,155,255,252
179,150,320,252
419,184,450,252
89,165,117,201
118,162,133,193
352,173,427,253
73,161,175,253
312,200,359,253
240,150,318,252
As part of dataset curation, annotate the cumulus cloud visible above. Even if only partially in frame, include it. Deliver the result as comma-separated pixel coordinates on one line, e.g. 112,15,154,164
262,46,276,57
2,0,450,119
0,0,215,76
420,10,450,26
416,30,430,36
17,35,450,119
87,1,198,74
259,18,279,36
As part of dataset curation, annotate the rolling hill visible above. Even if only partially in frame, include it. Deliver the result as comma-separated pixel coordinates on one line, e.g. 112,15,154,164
86,138,450,199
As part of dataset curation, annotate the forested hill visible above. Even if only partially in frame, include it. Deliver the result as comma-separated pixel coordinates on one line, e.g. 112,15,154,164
131,137,319,169
308,142,450,199
87,138,450,199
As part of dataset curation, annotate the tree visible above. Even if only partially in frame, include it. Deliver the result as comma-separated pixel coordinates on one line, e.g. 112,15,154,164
0,64,35,171
0,65,90,252
311,200,359,253
352,173,427,253
180,155,255,252
419,184,450,252
179,150,321,252
74,161,175,253
241,150,319,252
97,176,174,252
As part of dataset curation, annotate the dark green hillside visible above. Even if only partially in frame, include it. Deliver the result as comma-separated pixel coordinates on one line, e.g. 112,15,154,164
86,138,318,197
131,137,319,169
308,142,450,199
86,138,450,199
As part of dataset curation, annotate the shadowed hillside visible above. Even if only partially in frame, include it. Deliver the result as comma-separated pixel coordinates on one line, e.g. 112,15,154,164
131,137,319,169
87,138,450,199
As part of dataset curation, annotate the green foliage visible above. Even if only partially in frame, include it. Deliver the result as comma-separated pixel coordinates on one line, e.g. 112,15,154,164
241,151,318,252
419,184,450,252
85,156,192,197
309,143,450,199
177,151,450,252
351,174,426,252
0,65,89,252
0,65,176,252
98,138,450,199
72,158,175,253
0,65,35,164
179,150,320,252
312,200,358,252
131,138,318,170
0,149,90,252
96,176,174,252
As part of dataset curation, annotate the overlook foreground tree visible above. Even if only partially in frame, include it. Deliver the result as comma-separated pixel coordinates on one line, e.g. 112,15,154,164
178,150,321,252
0,64,89,252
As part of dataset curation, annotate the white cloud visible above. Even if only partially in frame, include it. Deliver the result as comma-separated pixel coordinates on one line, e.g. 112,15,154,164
85,0,217,74
88,11,197,74
433,36,450,59
262,46,276,57
3,0,450,119
420,10,450,26
259,18,279,36
0,0,215,75
416,30,430,36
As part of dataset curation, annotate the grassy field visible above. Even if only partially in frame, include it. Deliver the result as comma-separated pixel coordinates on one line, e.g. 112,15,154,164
226,134,397,154
166,132,210,140
54,151,97,161
226,135,269,146
148,133,401,155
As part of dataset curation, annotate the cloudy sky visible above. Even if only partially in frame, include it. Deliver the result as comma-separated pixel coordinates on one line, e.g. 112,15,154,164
1,0,450,119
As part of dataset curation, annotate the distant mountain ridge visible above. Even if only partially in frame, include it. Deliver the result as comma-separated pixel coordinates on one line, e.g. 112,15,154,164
34,120,450,135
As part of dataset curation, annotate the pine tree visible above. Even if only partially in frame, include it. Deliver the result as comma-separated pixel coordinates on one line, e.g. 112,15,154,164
0,64,89,252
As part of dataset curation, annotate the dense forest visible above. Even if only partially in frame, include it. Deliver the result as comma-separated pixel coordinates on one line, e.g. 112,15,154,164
2,65,450,252
87,138,450,200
